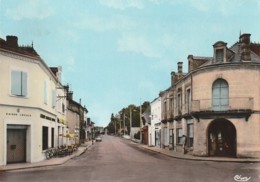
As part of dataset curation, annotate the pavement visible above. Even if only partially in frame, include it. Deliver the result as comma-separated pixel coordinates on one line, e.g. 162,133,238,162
138,143,260,163
0,141,94,172
1,138,259,172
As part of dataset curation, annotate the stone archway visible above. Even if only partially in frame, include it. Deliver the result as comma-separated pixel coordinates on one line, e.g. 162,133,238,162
208,119,236,157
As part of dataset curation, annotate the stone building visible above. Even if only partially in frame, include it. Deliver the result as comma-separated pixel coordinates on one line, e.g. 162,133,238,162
160,33,260,158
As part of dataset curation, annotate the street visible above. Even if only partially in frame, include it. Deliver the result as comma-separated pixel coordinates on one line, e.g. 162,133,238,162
1,135,260,182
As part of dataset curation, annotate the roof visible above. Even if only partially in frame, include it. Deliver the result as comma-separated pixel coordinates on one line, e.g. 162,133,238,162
0,36,39,58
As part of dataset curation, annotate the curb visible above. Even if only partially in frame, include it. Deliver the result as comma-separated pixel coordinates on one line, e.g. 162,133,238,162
139,145,260,163
0,143,93,172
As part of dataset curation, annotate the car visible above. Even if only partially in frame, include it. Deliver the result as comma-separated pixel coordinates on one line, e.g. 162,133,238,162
96,136,102,142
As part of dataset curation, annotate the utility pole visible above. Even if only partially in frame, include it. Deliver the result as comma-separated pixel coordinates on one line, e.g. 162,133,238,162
140,104,142,143
130,107,132,138
123,112,125,136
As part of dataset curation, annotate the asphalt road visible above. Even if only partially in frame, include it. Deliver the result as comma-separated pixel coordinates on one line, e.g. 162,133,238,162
1,135,260,182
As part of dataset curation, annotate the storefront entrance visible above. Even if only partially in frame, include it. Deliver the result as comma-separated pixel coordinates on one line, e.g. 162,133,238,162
7,125,27,163
208,119,236,157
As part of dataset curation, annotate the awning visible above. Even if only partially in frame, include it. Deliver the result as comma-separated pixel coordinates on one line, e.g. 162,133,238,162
66,134,78,138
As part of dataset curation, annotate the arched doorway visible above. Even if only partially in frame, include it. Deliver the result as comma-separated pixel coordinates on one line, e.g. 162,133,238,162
208,119,236,157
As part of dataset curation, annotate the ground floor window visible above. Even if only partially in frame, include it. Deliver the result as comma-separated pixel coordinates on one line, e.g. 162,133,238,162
187,124,193,147
169,129,174,149
51,127,54,148
177,128,183,144
42,126,48,150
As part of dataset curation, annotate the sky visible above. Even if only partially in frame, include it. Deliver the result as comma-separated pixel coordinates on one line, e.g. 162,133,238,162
0,0,260,127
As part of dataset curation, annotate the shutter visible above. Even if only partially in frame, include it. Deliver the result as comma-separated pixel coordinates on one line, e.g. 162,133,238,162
11,71,22,96
22,72,27,96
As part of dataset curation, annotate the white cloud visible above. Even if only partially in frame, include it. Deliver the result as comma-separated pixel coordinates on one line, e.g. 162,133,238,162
99,0,162,10
99,0,145,10
169,0,246,15
6,0,54,20
117,33,163,58
74,14,138,32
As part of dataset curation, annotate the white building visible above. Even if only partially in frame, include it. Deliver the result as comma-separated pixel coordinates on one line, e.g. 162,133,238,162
0,36,68,165
149,97,161,147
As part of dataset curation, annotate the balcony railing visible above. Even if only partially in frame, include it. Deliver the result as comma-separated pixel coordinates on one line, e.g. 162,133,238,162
192,97,253,112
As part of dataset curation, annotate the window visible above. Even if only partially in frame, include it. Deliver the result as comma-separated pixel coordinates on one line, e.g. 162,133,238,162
212,79,229,111
163,101,167,118
52,90,56,108
186,89,191,113
11,70,27,96
177,93,182,114
177,128,183,144
42,126,48,150
44,80,48,104
169,129,174,149
51,128,54,148
187,124,194,147
216,49,224,63
62,103,65,113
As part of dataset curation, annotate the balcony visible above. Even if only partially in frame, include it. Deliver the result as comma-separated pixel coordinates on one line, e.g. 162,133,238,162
191,97,253,121
162,110,174,123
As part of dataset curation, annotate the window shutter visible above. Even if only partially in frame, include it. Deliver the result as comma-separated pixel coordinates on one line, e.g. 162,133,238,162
22,72,27,96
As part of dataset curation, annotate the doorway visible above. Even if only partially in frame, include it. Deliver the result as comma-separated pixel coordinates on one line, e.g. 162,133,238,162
208,119,236,157
7,127,27,163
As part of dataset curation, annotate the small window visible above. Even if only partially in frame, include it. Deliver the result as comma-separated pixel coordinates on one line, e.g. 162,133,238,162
11,70,27,96
216,49,224,63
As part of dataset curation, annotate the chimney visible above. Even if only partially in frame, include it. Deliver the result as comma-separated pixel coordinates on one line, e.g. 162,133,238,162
6,35,18,48
177,62,183,74
67,91,73,100
240,33,251,61
171,71,175,87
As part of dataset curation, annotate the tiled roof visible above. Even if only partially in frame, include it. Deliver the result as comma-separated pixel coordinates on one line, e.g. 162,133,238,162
0,36,39,58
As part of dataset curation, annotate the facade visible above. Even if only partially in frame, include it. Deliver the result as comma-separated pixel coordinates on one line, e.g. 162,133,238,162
0,36,68,165
149,97,162,147
159,33,260,158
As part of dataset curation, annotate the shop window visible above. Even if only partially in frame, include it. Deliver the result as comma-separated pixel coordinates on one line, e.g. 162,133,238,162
42,126,48,150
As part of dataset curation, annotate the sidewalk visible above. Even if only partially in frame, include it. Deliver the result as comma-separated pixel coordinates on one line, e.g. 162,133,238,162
0,141,93,172
139,144,260,163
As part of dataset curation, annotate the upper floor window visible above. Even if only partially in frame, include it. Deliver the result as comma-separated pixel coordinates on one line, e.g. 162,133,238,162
44,80,48,104
186,89,191,113
11,70,27,97
177,93,182,114
216,49,224,63
212,79,229,111
52,89,56,108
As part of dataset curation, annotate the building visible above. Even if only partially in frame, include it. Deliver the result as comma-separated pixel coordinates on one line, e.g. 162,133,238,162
161,33,260,158
149,97,162,147
0,36,68,165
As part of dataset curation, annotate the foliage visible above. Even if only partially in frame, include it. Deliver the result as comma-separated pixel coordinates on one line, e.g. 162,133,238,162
106,101,150,133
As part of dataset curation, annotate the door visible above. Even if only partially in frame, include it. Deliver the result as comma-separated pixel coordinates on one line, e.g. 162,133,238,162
7,129,26,163
208,119,236,157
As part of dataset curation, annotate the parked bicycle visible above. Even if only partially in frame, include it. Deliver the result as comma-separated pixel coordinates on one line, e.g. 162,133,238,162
45,148,57,159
